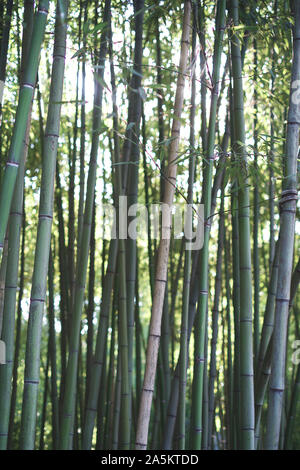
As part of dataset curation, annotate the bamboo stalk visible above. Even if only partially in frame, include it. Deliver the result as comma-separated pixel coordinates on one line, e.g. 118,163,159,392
0,0,34,448
285,362,300,449
190,0,226,449
207,187,224,448
265,1,300,449
20,0,69,448
77,0,87,247
229,0,255,449
59,0,110,449
103,299,116,449
0,0,13,123
162,116,230,450
39,348,50,450
125,1,144,446
177,15,196,449
253,36,260,361
290,256,300,310
7,201,25,449
48,247,59,449
0,0,49,258
81,16,123,450
135,0,191,450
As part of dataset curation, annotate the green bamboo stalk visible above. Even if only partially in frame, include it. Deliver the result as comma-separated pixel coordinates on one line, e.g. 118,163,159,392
82,237,117,449
77,0,88,246
0,3,4,48
161,280,170,423
195,0,207,153
55,162,69,387
269,0,277,272
103,298,116,449
265,2,300,449
202,317,209,450
60,1,110,449
224,231,233,449
169,240,184,372
82,19,122,450
177,16,196,449
221,304,227,447
190,0,226,449
253,36,260,361
207,188,224,448
0,232,8,334
7,201,25,449
125,0,144,444
39,347,50,450
108,29,131,449
19,0,69,448
216,373,224,449
0,0,34,441
256,240,279,379
112,351,121,450
230,157,241,451
95,330,108,450
134,261,142,419
85,8,147,447
74,334,84,449
229,0,254,449
279,393,287,450
117,239,130,449
151,394,161,450
0,192,24,449
163,117,230,450
107,274,119,450
254,240,281,448
290,256,300,310
141,108,155,299
226,20,248,450
0,0,13,121
155,0,166,201
254,339,272,448
156,345,167,442
259,218,269,293
48,247,59,449
68,25,81,306
0,0,49,258
85,200,96,412
284,362,300,449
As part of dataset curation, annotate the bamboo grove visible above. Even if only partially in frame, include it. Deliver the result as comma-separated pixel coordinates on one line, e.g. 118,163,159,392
0,0,299,451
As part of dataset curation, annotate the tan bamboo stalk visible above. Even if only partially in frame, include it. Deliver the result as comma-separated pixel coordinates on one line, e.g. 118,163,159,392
135,0,191,450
